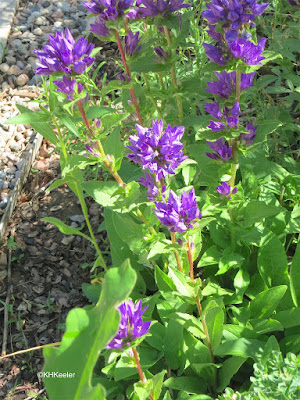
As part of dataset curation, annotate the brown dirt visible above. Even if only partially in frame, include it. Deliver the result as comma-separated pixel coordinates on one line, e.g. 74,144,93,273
0,142,105,399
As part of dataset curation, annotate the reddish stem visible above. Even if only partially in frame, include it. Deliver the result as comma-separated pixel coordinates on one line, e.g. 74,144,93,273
132,347,153,400
171,232,183,272
114,30,143,125
186,241,194,281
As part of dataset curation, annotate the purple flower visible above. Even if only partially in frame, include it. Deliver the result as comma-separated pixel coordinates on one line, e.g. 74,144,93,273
202,0,269,29
106,300,150,349
238,122,257,145
153,46,169,63
35,29,95,75
129,0,190,18
140,172,166,201
230,37,267,65
206,138,232,161
203,43,227,66
126,119,187,181
205,101,241,131
216,182,238,199
155,188,202,233
124,30,142,56
85,143,100,158
287,0,299,6
53,75,84,100
206,70,255,99
90,15,110,37
83,0,135,17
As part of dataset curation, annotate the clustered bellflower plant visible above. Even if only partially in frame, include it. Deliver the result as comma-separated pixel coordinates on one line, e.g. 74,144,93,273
9,0,300,399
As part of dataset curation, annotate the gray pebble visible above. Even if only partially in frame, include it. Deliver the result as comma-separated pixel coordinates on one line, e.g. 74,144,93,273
5,56,17,65
54,21,63,28
36,16,48,26
17,25,28,32
10,140,22,151
17,44,28,56
16,60,25,69
16,74,30,87
42,0,51,7
11,39,22,48
33,27,43,36
64,19,76,29
0,63,10,74
7,65,22,76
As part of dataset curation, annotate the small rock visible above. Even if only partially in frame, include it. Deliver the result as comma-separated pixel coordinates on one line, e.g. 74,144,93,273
54,21,63,28
28,57,37,68
69,215,85,223
7,65,22,76
62,268,72,278
10,31,22,39
61,236,75,246
16,60,25,69
17,44,28,56
36,16,48,26
33,27,43,36
18,25,28,32
5,55,16,65
16,74,30,87
89,203,99,216
42,0,50,7
0,63,10,74
11,39,22,48
9,140,22,151
64,19,76,29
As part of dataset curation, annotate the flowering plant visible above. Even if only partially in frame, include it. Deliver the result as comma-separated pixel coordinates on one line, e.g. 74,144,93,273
6,0,300,399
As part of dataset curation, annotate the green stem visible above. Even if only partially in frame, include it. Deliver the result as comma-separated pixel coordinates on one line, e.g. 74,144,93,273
163,25,183,122
158,72,165,91
142,72,162,118
53,118,107,270
170,232,183,272
187,240,214,364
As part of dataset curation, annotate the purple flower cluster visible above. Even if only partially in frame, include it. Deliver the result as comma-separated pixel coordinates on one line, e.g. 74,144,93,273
153,46,169,63
203,36,266,66
127,119,186,199
54,76,84,100
107,300,150,349
216,182,238,199
206,70,255,99
84,0,135,37
205,101,241,131
155,188,202,233
124,31,142,56
35,29,95,75
287,0,299,6
202,0,269,30
206,138,232,161
127,0,191,19
238,122,257,146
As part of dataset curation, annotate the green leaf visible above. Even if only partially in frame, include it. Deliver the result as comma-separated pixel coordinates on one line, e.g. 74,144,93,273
250,318,283,334
134,380,152,400
151,370,166,400
163,377,206,395
260,336,280,366
14,105,59,146
250,285,287,319
81,283,101,304
103,126,124,171
168,267,197,300
41,217,91,242
112,213,145,254
257,231,289,287
101,112,129,131
233,269,250,302
164,320,185,370
239,201,283,227
274,308,300,328
197,246,222,268
43,260,136,400
290,238,300,307
82,181,119,207
204,301,224,350
217,250,245,275
155,266,176,292
58,114,80,137
214,338,265,360
6,110,50,124
217,356,246,392
85,105,113,120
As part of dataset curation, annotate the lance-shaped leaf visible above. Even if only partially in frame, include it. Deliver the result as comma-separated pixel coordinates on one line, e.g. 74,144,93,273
43,260,136,400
